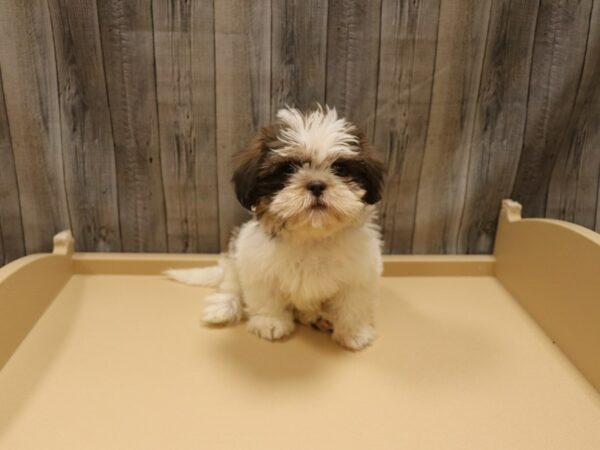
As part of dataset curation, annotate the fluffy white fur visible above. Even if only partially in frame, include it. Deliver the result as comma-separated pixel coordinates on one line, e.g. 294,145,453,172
276,106,360,161
166,106,383,350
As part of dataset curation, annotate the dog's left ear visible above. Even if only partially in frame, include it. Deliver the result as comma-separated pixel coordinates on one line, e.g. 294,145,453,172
353,130,385,204
358,155,385,204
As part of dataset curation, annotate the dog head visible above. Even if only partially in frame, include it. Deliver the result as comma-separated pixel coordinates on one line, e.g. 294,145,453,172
232,105,384,238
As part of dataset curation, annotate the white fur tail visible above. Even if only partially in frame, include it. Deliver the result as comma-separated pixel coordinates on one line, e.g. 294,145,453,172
163,266,224,287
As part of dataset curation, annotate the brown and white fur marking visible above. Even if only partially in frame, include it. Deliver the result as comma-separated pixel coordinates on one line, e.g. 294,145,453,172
166,105,384,350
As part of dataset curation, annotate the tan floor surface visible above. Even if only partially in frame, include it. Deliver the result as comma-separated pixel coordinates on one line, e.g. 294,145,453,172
1,275,599,450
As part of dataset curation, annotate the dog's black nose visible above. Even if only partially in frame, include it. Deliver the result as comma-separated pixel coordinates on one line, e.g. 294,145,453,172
306,180,326,197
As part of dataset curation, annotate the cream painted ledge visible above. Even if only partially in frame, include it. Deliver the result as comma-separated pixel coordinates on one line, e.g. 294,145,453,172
68,253,496,276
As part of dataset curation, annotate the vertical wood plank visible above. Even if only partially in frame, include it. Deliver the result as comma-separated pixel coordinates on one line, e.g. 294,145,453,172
374,0,440,253
97,0,167,252
0,67,25,265
412,0,493,253
215,0,271,249
0,0,70,254
546,2,600,231
153,0,219,253
325,0,381,140
47,0,122,252
0,0,598,256
458,0,540,253
271,0,328,112
511,0,593,219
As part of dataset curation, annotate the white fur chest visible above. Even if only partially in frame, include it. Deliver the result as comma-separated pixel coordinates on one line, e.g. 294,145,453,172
235,220,382,310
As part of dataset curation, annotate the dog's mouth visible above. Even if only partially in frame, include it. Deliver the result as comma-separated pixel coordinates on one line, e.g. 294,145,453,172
310,200,328,210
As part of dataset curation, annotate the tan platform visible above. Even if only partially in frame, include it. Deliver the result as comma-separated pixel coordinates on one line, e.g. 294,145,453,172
1,200,599,449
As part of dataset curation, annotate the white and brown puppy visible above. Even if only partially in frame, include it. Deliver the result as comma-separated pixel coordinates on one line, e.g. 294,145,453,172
166,105,384,350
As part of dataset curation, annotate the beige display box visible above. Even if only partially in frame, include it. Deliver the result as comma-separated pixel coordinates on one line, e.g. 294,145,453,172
0,200,599,449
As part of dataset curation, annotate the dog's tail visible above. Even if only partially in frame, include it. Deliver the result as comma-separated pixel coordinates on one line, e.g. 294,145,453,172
163,265,224,287
164,256,244,325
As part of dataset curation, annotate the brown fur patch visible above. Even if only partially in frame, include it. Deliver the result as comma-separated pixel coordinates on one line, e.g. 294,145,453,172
343,129,385,204
231,124,287,210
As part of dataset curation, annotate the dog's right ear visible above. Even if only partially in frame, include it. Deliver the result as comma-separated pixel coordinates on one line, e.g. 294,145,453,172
231,131,269,210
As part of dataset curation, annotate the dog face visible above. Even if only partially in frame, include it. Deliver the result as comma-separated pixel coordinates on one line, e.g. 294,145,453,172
232,106,384,237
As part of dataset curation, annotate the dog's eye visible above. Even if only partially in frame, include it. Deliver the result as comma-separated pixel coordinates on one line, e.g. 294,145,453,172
332,161,350,177
281,162,299,175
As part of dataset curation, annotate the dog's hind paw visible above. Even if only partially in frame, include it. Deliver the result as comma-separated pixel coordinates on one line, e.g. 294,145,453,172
201,293,242,325
247,315,295,341
333,325,377,351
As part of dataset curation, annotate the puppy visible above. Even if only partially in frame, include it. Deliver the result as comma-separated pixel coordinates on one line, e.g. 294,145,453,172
166,105,384,350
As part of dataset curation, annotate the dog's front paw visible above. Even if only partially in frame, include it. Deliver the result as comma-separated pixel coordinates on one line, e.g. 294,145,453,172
333,325,377,351
247,315,295,341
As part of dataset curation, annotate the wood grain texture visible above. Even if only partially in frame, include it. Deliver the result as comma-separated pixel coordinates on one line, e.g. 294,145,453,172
413,0,493,253
48,0,122,252
326,0,381,140
97,0,167,252
0,0,70,254
0,1,599,259
0,67,25,265
546,1,600,231
271,0,328,111
215,0,271,249
457,0,540,253
153,0,219,253
511,0,593,219
374,0,441,253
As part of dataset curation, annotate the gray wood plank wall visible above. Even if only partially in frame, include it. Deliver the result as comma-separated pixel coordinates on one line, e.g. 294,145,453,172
0,0,599,263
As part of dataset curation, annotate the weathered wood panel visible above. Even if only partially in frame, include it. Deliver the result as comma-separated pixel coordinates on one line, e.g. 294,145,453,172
458,0,540,253
0,1,599,260
271,0,329,112
546,1,600,231
511,0,593,219
0,0,70,254
374,0,440,253
413,0,493,253
97,0,167,252
215,0,271,249
0,67,25,265
326,0,381,140
48,0,122,252
153,0,219,253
